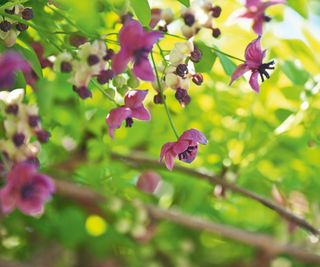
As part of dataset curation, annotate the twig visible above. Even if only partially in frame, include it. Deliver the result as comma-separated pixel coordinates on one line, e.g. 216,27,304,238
53,178,320,265
110,152,320,237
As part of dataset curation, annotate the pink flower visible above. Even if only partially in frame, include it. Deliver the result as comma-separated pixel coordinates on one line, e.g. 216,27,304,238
106,90,150,138
229,36,274,92
112,20,163,81
0,52,31,89
137,171,162,194
160,129,207,170
241,0,285,35
0,162,55,216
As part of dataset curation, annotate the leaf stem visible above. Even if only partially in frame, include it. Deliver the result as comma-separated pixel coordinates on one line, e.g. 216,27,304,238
151,51,179,139
91,80,119,106
211,47,245,63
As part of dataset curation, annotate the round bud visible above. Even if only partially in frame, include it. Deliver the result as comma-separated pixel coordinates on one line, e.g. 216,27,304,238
153,93,165,104
192,73,203,85
28,115,40,128
211,6,222,18
190,45,202,63
36,130,50,143
175,64,188,78
103,49,114,61
97,70,114,84
183,13,195,27
212,28,221,38
16,23,28,32
127,76,140,88
12,133,25,147
22,8,33,20
0,20,12,32
175,88,187,100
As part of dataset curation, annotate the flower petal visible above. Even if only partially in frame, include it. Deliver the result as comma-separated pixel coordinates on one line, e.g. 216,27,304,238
230,64,250,85
245,0,261,8
112,49,131,75
106,107,132,138
245,37,265,68
249,71,260,92
131,106,151,121
252,16,264,35
179,129,208,145
160,142,175,162
164,150,176,170
119,20,144,51
0,185,17,214
172,140,190,155
133,57,155,82
180,145,198,164
142,31,163,51
124,89,148,109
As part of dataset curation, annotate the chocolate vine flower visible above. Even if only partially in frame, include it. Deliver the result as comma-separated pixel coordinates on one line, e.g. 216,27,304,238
0,52,30,89
0,162,55,216
106,90,150,138
160,129,207,170
229,36,274,92
241,0,285,35
112,19,163,81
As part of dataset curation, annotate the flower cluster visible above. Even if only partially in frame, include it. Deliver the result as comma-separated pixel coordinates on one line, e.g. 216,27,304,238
163,41,203,106
54,40,114,99
0,4,33,47
0,162,55,216
0,89,50,164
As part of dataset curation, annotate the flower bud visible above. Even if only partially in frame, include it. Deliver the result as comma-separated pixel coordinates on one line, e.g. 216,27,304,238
36,130,50,143
161,8,174,24
103,49,114,61
60,61,72,73
175,64,188,77
211,6,222,18
97,69,114,84
127,76,140,88
21,8,33,20
192,73,203,85
190,45,202,63
212,28,221,38
153,93,165,104
175,88,187,100
12,133,25,147
0,20,12,32
183,13,195,27
16,23,28,32
87,54,100,66
112,75,126,88
137,171,162,194
5,104,19,115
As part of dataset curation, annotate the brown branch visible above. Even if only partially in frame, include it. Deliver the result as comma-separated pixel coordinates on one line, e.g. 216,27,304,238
110,152,320,237
53,179,320,265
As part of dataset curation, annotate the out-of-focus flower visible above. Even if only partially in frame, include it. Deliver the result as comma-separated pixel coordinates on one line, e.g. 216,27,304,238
0,52,31,89
0,162,55,216
137,171,162,194
240,0,285,35
112,19,163,81
230,36,274,92
160,129,207,170
106,90,150,138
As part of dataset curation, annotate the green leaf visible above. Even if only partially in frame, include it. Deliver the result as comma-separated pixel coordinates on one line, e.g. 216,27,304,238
177,0,190,7
281,60,309,85
194,42,217,73
287,0,308,18
130,0,151,26
216,50,237,76
14,41,43,79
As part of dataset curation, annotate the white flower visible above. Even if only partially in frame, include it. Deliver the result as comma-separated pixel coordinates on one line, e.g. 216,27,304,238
0,88,24,106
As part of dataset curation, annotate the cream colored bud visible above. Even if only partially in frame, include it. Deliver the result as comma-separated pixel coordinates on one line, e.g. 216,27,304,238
0,88,24,106
165,73,179,89
161,8,174,24
181,25,196,39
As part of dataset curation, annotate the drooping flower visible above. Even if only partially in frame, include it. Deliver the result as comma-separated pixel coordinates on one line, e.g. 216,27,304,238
240,0,285,35
0,162,55,216
112,19,163,82
0,52,30,89
106,90,150,138
229,36,274,92
160,129,208,170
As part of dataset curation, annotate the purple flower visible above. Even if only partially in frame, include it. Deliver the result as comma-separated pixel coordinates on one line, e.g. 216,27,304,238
0,162,55,216
229,36,274,92
241,0,285,35
112,20,163,81
0,52,31,89
106,90,150,138
160,129,207,170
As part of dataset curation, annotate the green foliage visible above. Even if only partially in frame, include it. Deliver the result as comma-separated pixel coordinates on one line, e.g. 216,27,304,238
194,42,217,73
129,0,151,26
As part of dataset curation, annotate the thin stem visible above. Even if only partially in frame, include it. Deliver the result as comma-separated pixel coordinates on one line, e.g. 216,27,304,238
0,0,29,12
163,32,186,40
91,80,119,106
211,46,245,63
150,51,179,139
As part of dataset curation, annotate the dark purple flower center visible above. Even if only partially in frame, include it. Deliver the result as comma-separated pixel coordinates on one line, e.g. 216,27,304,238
190,46,202,63
16,23,28,32
178,145,197,160
36,130,50,143
0,20,12,32
176,64,188,78
12,133,25,147
22,8,33,20
97,69,114,84
258,60,275,82
125,117,134,128
210,6,222,18
264,15,272,22
5,104,19,115
28,115,40,128
87,55,100,66
133,48,150,65
21,183,35,199
60,61,72,73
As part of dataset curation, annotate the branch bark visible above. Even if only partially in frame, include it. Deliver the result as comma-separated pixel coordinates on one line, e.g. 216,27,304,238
110,152,320,237
54,178,320,265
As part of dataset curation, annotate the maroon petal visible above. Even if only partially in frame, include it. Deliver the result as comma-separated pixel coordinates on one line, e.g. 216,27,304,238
131,106,151,121
230,64,250,85
106,107,132,138
244,37,265,68
160,142,175,162
133,57,155,81
249,71,260,92
252,15,264,35
142,31,163,51
179,129,208,145
112,49,131,75
119,20,144,51
124,89,148,109
245,0,261,8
